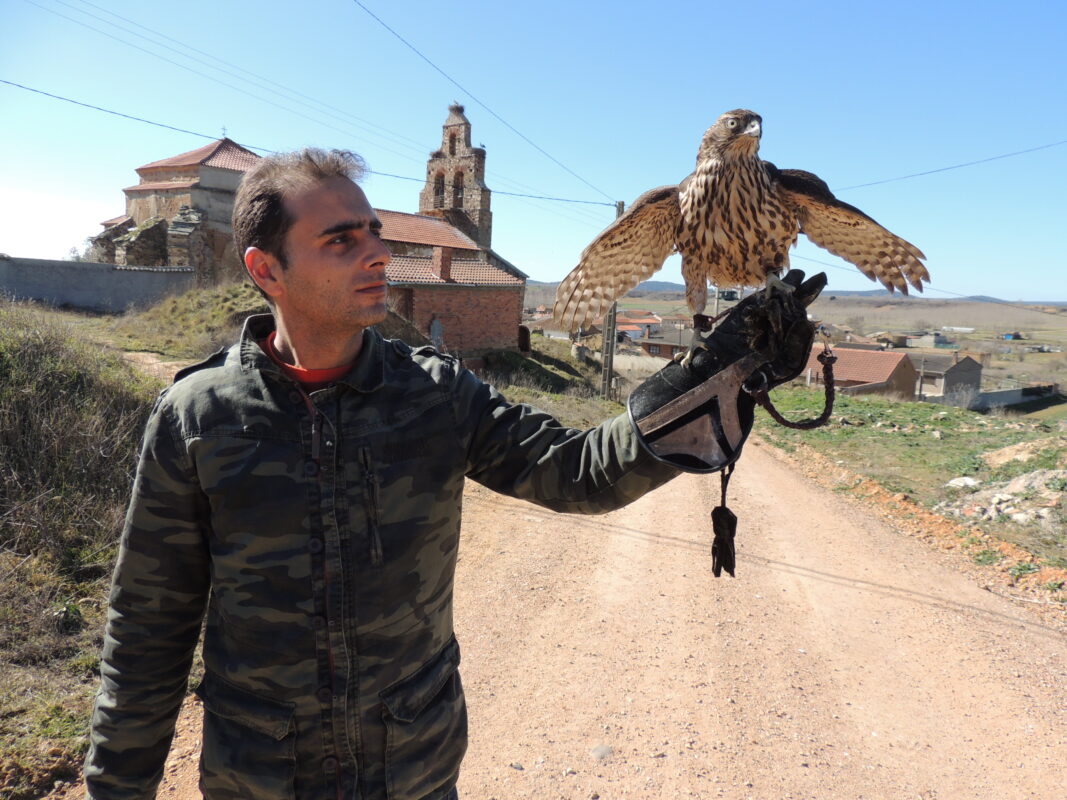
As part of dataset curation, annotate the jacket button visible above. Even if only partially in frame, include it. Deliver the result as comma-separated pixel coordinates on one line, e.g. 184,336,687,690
316,687,332,703
308,537,323,554
323,757,338,772
312,615,327,629
304,462,319,476
289,391,302,404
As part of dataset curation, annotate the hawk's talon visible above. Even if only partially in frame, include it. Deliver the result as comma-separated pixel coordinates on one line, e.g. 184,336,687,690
764,272,795,298
676,327,712,369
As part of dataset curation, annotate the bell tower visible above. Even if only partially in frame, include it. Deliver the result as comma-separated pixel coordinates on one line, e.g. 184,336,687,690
419,104,492,249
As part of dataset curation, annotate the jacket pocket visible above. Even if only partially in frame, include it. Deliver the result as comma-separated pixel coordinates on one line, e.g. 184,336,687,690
195,671,297,800
380,637,468,799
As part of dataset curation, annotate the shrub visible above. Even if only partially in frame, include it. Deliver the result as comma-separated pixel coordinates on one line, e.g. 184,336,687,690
0,301,161,798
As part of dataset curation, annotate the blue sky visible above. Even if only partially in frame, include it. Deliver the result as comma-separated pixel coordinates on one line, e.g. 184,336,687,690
2,0,1065,300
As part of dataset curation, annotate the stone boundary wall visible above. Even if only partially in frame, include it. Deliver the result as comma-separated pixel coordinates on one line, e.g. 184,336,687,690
972,384,1057,411
923,383,1058,411
0,257,194,313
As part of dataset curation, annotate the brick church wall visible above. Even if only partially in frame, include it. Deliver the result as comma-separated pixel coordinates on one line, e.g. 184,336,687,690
409,286,522,355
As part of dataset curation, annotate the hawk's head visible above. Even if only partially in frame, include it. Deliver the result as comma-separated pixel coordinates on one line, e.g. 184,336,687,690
700,109,762,161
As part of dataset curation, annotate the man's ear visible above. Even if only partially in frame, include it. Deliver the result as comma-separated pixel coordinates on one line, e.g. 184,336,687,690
244,247,285,301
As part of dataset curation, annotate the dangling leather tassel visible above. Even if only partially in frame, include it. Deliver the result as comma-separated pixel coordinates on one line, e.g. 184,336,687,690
711,464,737,577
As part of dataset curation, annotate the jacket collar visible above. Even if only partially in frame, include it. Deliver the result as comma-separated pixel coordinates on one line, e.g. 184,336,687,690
237,314,386,393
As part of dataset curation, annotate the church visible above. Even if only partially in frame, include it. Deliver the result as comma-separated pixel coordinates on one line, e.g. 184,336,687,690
92,104,526,357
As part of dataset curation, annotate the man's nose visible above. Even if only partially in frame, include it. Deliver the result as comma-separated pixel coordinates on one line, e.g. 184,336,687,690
366,237,391,270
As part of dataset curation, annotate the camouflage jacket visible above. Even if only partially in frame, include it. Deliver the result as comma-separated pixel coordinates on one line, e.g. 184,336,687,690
85,314,678,800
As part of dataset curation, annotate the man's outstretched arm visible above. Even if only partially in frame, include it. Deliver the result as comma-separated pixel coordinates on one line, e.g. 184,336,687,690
85,399,210,800
456,374,679,514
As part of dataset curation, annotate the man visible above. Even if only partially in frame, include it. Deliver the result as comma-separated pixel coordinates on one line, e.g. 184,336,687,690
84,149,683,800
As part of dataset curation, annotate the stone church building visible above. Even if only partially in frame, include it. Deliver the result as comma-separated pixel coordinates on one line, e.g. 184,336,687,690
92,138,259,283
92,105,526,356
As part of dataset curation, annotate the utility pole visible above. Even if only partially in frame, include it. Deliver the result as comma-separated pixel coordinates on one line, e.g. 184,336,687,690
600,200,625,399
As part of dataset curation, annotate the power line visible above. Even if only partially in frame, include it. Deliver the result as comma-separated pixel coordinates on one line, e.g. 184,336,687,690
368,169,612,205
59,0,432,156
22,0,433,166
791,253,1067,321
23,0,616,220
0,78,272,150
349,0,616,202
26,0,1067,207
837,139,1067,191
0,79,615,213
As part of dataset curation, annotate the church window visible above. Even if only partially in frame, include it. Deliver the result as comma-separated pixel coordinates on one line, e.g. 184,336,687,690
452,172,464,208
433,173,445,208
449,133,457,156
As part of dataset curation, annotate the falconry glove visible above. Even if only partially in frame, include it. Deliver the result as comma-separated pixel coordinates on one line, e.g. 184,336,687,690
627,269,829,576
628,269,826,472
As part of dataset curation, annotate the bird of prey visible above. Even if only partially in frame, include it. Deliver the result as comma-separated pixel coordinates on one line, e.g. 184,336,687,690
553,109,929,331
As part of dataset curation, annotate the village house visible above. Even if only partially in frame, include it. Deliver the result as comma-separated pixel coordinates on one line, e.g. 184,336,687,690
635,327,690,360
616,309,662,338
804,346,918,398
88,105,526,359
909,352,983,399
908,331,955,348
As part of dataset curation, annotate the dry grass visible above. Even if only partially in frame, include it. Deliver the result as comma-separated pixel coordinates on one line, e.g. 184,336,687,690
0,301,162,799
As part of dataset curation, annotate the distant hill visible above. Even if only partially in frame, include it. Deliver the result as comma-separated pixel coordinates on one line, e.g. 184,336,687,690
634,280,685,292
527,280,1063,306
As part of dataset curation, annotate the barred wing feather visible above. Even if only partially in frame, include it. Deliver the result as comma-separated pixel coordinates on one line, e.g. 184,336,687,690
553,186,680,331
775,169,929,295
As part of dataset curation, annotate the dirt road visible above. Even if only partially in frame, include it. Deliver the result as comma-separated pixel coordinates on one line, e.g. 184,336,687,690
58,441,1066,799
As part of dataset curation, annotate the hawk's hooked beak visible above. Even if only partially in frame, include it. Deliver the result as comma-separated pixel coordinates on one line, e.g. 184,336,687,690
744,119,762,138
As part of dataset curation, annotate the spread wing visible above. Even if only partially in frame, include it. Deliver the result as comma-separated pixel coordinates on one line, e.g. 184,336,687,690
553,185,680,331
772,167,929,294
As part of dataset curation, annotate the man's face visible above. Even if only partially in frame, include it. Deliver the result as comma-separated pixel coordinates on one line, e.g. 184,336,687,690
273,176,391,333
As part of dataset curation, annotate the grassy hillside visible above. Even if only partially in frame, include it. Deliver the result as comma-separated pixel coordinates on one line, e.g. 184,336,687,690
755,386,1066,576
0,301,162,799
47,280,430,362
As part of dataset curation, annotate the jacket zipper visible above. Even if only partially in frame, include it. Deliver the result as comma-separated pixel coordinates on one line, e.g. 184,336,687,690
297,384,344,795
359,448,384,567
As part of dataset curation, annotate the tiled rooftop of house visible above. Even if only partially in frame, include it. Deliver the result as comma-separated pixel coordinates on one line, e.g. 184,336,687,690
100,214,131,228
905,353,980,374
387,256,523,287
136,138,260,173
805,347,909,384
377,210,480,250
124,179,200,193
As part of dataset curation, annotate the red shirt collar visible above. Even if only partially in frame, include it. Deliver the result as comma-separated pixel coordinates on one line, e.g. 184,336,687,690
261,330,353,390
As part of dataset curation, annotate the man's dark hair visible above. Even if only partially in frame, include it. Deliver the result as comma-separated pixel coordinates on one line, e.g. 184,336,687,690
233,148,367,300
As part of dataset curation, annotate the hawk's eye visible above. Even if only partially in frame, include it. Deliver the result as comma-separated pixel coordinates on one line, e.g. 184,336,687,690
726,118,738,129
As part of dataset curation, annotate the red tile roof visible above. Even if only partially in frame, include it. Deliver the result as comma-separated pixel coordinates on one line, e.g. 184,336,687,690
805,346,910,384
387,256,523,287
376,209,479,250
136,138,260,173
124,180,199,193
100,214,131,228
